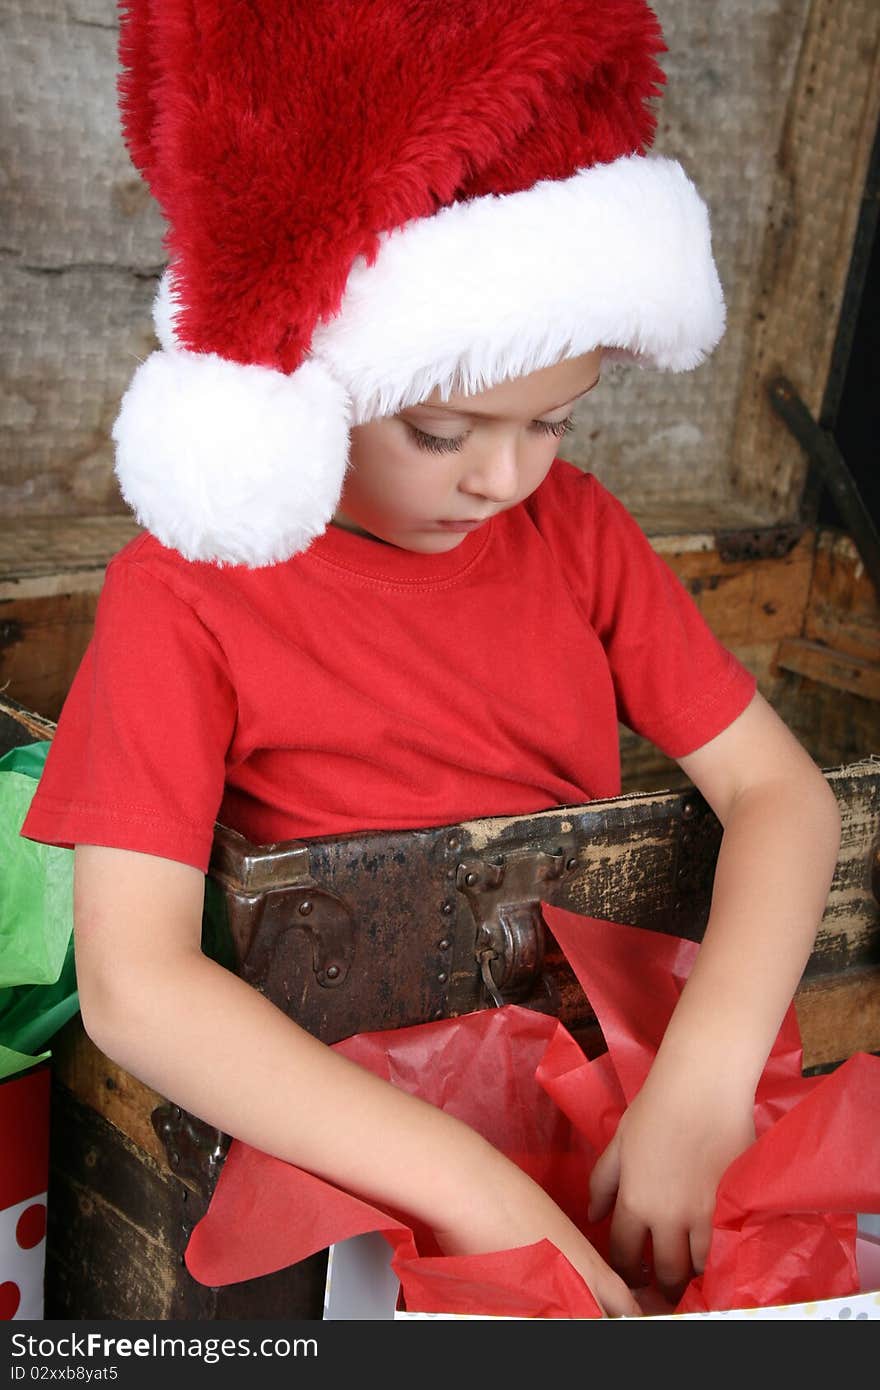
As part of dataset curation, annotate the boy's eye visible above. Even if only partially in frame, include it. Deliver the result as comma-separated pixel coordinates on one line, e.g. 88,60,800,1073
406,415,575,454
407,426,466,454
533,415,575,439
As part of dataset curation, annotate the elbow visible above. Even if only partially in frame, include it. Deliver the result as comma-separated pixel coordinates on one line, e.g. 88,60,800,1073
74,938,207,1072
74,947,165,1065
788,764,842,887
810,766,842,854
76,967,137,1063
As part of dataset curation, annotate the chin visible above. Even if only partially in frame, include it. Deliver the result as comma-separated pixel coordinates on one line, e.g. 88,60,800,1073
401,529,469,552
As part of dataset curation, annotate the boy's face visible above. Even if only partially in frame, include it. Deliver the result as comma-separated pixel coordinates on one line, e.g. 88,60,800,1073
333,349,604,552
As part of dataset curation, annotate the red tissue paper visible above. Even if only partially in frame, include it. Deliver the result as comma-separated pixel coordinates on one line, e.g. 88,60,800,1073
185,905,880,1317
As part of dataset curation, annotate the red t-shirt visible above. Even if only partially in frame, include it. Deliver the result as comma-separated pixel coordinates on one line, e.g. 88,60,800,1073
21,460,756,872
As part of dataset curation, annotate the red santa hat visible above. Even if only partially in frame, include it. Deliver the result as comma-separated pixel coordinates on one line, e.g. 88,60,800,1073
113,0,725,567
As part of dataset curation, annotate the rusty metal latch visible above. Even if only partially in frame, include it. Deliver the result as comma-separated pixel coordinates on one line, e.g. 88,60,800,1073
456,846,577,1006
238,884,357,994
477,947,506,1008
151,1104,229,1199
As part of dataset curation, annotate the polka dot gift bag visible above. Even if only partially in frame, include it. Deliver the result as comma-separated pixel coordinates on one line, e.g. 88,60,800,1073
0,1063,50,1320
0,744,79,1320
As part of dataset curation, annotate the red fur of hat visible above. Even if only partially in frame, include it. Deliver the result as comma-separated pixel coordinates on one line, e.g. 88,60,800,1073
118,0,665,376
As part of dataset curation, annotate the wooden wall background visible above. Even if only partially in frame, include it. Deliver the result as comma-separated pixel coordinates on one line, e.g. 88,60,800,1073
1,0,878,786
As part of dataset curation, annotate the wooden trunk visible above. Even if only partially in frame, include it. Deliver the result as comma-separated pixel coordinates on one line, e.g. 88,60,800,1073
2,692,878,1321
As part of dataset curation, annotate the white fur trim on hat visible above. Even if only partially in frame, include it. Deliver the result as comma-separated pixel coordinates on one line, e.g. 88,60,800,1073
112,352,351,567
312,153,725,423
151,269,182,354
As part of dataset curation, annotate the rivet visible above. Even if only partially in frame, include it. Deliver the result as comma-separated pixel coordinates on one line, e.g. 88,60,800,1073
682,801,695,819
437,971,448,984
438,938,451,951
447,835,461,851
465,871,478,887
326,964,340,980
433,1009,444,1020
298,900,313,916
170,1151,180,1169
173,1106,182,1119
565,856,577,872
441,900,455,914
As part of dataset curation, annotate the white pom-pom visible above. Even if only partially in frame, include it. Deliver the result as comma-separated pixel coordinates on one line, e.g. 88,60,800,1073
112,351,351,567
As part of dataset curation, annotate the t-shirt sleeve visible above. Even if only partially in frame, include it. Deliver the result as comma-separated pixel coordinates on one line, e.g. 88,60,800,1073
562,469,757,758
20,555,237,872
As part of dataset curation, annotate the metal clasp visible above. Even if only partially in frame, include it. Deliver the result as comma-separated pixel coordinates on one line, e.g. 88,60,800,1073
477,948,505,1009
457,845,576,1006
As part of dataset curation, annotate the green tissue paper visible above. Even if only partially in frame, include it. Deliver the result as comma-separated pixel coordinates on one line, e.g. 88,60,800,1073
0,742,78,1078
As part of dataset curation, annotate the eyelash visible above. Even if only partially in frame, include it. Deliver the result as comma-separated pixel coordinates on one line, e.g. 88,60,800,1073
407,416,575,455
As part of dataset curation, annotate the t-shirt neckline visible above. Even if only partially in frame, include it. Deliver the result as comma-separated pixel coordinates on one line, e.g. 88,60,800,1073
303,517,493,584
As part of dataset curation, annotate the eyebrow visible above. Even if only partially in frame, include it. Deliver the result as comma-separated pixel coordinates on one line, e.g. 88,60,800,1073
407,374,602,421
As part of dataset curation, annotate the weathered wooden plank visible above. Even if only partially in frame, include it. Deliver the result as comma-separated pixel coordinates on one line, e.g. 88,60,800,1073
45,1083,188,1320
0,694,56,748
773,678,880,780
804,531,880,665
0,591,103,722
0,518,137,720
0,516,140,593
728,0,880,517
794,969,880,1071
658,531,815,645
776,637,880,701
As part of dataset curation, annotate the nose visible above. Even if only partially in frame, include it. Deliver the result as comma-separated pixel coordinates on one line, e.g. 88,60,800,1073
458,438,520,505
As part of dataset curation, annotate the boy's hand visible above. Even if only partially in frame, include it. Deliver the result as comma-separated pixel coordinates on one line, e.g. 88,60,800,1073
587,1070,755,1303
435,1213,641,1319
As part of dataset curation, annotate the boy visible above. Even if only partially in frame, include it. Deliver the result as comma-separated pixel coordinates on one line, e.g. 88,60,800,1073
21,2,842,1315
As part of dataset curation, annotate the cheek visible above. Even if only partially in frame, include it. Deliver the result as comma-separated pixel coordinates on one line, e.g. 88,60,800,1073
520,438,560,490
347,433,451,514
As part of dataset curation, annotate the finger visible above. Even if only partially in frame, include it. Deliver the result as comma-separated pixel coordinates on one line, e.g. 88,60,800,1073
593,1268,642,1319
690,1216,712,1276
607,1202,649,1288
587,1136,620,1223
651,1223,694,1304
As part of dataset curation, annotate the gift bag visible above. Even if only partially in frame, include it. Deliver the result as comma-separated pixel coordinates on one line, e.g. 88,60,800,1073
0,1063,50,1320
185,904,880,1317
0,744,78,1320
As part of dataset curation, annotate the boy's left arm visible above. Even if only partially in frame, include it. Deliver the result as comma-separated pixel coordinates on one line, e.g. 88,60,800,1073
588,689,843,1301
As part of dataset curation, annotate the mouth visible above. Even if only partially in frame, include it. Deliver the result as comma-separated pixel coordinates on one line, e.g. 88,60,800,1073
435,517,492,531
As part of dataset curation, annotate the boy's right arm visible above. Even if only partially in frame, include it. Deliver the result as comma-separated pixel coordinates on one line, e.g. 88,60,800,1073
73,844,639,1317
